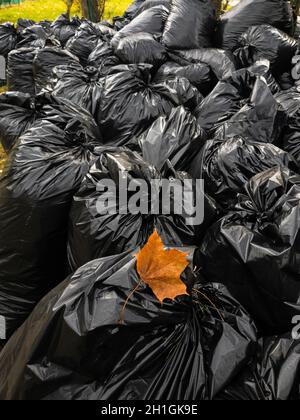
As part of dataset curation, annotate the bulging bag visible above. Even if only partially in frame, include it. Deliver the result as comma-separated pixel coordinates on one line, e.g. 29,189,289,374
198,166,300,335
0,97,100,340
0,248,257,400
162,0,217,49
216,0,294,51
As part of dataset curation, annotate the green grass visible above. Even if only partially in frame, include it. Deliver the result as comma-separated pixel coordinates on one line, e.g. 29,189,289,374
0,0,132,24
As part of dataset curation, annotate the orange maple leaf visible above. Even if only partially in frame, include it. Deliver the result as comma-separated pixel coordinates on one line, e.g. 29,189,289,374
136,230,189,302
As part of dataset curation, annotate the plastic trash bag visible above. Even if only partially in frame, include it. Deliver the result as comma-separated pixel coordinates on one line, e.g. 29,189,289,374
114,33,167,65
248,59,281,94
195,68,265,135
124,0,146,18
87,41,121,74
234,25,298,75
198,166,300,336
0,23,18,58
0,92,38,153
7,48,36,95
111,6,169,48
33,47,79,93
217,334,300,400
98,64,194,146
51,14,82,47
155,61,213,95
135,106,207,172
51,63,103,117
190,137,298,209
68,148,216,271
0,97,101,340
0,251,257,400
66,21,115,66
275,88,300,164
213,75,286,145
162,0,217,49
16,24,59,49
169,48,236,80
216,0,294,51
134,0,172,16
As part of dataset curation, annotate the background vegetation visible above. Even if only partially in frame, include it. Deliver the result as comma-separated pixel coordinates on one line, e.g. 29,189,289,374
0,0,132,24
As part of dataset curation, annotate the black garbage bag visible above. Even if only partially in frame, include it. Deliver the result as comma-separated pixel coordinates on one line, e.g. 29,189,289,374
169,48,236,80
194,68,265,135
134,0,172,16
124,0,146,18
51,63,103,117
162,0,217,49
135,106,207,172
51,14,82,47
234,25,298,75
213,75,286,145
198,166,300,335
111,6,169,48
7,48,36,95
155,61,213,95
0,23,18,58
217,333,300,400
98,64,198,146
0,97,101,340
16,24,59,49
66,21,115,66
16,19,36,31
0,92,38,153
0,250,257,401
33,47,79,93
275,88,300,164
87,41,121,73
114,32,167,65
68,148,216,271
190,137,298,209
217,0,294,51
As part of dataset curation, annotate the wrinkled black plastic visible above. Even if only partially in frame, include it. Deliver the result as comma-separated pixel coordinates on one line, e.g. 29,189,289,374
275,88,300,164
51,14,82,47
162,0,216,49
198,166,300,335
111,6,169,48
98,64,198,146
190,137,298,208
114,32,167,65
134,0,171,16
155,61,213,95
7,48,36,95
66,21,115,66
234,25,298,74
87,41,121,73
0,92,38,153
217,0,294,51
169,48,236,80
135,106,207,171
51,63,103,118
0,23,18,58
214,75,286,145
217,334,300,400
16,24,59,49
0,97,100,339
0,251,257,400
195,68,265,134
68,149,216,271
33,47,79,93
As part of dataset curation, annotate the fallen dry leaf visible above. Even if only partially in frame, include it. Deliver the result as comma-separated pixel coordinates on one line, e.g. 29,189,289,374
136,230,189,302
